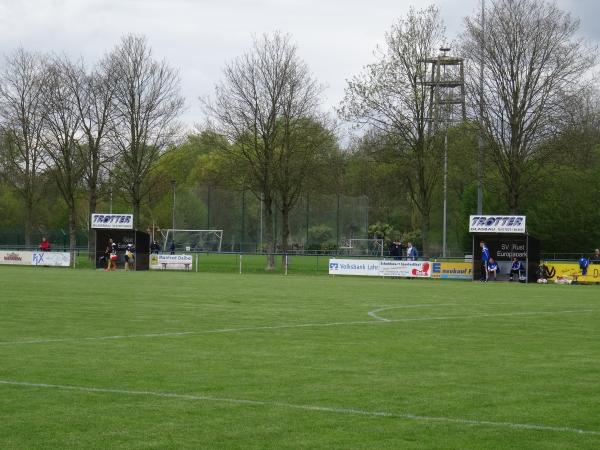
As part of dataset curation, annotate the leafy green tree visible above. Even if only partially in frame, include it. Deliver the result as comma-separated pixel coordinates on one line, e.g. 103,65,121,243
340,6,446,253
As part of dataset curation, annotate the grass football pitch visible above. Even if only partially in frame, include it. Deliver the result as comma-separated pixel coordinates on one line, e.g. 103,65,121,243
1,267,599,449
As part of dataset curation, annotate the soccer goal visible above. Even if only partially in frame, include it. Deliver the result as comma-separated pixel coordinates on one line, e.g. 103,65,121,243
161,229,223,253
339,238,384,257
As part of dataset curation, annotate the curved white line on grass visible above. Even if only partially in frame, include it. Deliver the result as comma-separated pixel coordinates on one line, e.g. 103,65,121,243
368,304,458,322
0,379,598,436
0,310,594,346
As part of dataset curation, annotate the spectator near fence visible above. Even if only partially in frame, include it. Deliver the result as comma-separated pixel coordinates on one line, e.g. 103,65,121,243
389,240,403,260
591,248,600,264
38,237,50,252
406,242,418,261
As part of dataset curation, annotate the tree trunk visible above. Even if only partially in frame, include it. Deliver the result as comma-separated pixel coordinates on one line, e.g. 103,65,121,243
133,197,141,230
68,207,77,267
24,198,33,248
263,195,275,270
280,205,291,266
88,187,98,260
420,212,430,257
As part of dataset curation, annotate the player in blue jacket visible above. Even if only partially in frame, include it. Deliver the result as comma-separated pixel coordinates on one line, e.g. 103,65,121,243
509,257,524,281
480,241,490,281
487,257,499,281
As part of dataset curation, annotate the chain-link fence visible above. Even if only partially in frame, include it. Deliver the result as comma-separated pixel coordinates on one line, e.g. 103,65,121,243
0,189,370,254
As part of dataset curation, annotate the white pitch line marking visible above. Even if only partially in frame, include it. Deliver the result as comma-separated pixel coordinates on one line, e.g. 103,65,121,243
0,310,594,347
0,379,598,436
367,304,458,322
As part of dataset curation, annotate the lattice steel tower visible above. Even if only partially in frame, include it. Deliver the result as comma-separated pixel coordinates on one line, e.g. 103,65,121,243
422,47,466,133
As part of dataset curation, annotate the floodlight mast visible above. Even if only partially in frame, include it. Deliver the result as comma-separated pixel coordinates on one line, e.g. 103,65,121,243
171,179,176,247
477,0,485,215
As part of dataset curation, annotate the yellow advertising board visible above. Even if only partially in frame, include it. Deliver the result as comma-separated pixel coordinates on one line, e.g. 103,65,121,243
431,262,473,280
542,262,600,283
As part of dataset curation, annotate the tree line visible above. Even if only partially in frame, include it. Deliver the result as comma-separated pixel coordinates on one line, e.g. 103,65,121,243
1,0,600,262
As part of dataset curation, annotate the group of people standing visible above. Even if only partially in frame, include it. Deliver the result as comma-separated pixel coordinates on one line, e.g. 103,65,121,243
104,238,135,271
389,240,418,261
479,241,524,282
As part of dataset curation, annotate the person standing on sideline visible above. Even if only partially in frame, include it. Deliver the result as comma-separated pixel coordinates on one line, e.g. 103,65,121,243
169,240,175,255
480,241,490,282
106,238,117,271
590,248,600,264
389,240,403,260
124,244,135,271
406,242,418,261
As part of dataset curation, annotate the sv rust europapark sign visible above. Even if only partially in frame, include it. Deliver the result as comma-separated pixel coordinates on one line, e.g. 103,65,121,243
469,215,526,234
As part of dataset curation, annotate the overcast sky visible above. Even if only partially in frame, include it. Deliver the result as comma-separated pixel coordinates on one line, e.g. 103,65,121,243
1,0,598,132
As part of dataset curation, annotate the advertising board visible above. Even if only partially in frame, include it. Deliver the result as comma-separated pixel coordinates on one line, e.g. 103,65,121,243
0,251,33,265
150,254,193,270
91,214,134,229
327,259,380,276
0,251,72,267
380,260,431,278
542,262,600,283
431,262,473,280
469,215,526,233
328,259,431,278
32,252,71,267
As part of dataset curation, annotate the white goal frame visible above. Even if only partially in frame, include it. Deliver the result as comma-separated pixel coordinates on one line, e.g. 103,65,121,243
161,229,223,252
339,238,384,257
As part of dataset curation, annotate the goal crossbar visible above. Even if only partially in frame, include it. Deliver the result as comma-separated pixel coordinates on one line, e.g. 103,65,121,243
161,229,223,252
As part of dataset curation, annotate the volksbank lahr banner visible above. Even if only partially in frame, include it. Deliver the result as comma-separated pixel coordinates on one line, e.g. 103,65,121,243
469,215,526,233
91,214,134,229
328,259,431,278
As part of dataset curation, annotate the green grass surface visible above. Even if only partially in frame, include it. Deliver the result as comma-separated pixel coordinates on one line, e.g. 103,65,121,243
1,267,599,449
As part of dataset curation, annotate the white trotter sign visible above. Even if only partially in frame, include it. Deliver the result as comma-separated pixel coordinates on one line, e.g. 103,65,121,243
469,215,526,233
91,214,134,229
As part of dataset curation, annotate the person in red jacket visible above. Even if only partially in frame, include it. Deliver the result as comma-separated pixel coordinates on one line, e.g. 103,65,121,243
39,237,51,252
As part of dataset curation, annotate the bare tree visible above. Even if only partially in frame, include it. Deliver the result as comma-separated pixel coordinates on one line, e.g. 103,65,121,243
462,0,597,212
205,32,326,267
62,57,116,257
40,56,85,259
339,6,446,252
107,34,184,228
0,48,47,247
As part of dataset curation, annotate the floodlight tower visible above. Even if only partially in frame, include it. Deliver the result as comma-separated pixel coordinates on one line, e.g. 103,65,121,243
421,47,467,258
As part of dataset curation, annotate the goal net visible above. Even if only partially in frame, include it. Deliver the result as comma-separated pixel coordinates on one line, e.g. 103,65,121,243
339,238,384,257
161,229,223,253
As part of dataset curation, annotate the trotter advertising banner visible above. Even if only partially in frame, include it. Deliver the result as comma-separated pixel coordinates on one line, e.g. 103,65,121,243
469,215,526,233
91,214,134,229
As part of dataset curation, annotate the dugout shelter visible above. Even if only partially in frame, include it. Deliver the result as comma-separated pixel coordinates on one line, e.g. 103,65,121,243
91,214,150,270
470,215,540,283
